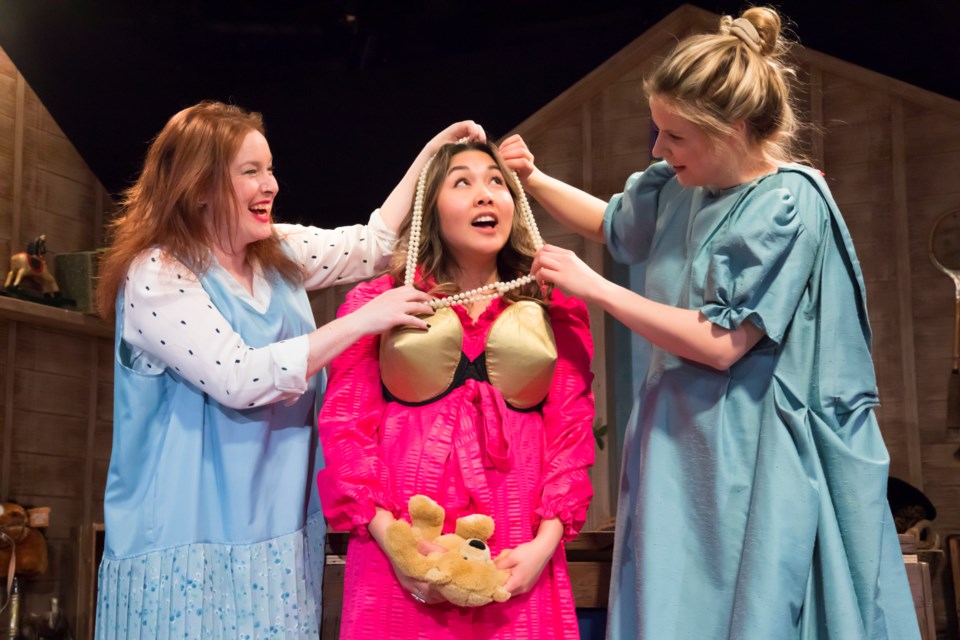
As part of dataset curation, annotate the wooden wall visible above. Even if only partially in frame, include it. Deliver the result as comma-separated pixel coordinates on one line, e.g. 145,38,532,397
0,44,114,639
507,4,960,634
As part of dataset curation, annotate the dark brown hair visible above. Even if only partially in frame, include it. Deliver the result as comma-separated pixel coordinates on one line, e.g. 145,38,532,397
388,139,544,303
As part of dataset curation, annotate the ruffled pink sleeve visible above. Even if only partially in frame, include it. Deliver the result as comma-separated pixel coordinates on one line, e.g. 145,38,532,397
316,275,397,535
535,290,596,540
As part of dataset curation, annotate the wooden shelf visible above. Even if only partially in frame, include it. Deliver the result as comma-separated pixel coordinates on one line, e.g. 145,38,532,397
0,294,112,338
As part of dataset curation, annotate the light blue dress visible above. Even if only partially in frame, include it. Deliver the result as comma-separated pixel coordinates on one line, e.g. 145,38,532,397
604,162,920,640
95,219,393,639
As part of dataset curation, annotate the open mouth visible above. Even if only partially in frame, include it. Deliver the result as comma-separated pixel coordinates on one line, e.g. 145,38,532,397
471,214,497,229
249,204,270,220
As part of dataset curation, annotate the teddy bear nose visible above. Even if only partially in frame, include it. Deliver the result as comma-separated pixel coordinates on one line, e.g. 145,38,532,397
468,539,487,551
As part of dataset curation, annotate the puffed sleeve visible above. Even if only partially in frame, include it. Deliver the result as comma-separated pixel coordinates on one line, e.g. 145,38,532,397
698,176,824,344
603,161,676,264
535,290,596,541
316,275,397,535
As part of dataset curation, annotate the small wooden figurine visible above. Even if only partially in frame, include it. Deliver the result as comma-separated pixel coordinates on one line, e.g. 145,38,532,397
3,235,72,307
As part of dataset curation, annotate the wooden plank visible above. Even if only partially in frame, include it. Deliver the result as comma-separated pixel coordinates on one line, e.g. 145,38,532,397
93,420,112,462
569,560,611,608
904,111,960,158
581,102,613,528
920,444,960,486
529,122,582,165
9,451,86,499
11,70,24,265
597,116,648,159
97,339,113,381
95,382,113,423
800,47,960,121
91,459,108,521
1,323,15,499
855,240,900,283
76,522,105,640
537,160,582,191
14,325,95,377
32,171,97,228
11,408,88,456
823,122,891,167
0,294,112,338
14,370,90,419
0,46,16,80
37,125,94,184
0,72,15,125
904,150,960,199
890,99,924,488
0,148,13,201
824,161,894,206
38,209,98,255
950,537,960,635
599,79,646,123
922,485,960,533
903,555,937,640
321,563,345,640
822,79,890,129
83,340,99,527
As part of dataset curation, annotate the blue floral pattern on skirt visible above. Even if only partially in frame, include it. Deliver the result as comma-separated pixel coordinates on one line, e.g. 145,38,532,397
95,511,325,639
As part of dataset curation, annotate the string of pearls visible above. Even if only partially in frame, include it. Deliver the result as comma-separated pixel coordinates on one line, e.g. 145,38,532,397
405,138,544,310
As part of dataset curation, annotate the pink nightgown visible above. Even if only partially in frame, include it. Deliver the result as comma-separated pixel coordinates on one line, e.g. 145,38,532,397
317,274,595,639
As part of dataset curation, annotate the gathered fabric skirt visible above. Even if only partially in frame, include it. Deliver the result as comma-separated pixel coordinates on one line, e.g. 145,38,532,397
95,511,325,640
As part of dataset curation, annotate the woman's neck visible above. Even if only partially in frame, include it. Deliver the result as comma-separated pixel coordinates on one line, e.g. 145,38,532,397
211,244,254,295
715,142,779,189
450,259,500,320
453,262,499,293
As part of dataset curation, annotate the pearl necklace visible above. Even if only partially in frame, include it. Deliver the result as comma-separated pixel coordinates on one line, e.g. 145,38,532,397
405,139,544,310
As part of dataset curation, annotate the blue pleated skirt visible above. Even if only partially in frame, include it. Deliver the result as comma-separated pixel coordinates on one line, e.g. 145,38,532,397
95,511,325,640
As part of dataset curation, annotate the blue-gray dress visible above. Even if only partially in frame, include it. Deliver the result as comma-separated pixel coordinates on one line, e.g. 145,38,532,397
604,162,919,639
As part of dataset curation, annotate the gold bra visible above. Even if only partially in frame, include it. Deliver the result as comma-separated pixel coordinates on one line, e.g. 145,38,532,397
379,300,557,410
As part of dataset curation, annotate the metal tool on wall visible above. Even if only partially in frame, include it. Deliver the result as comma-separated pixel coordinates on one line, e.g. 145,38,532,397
929,209,960,459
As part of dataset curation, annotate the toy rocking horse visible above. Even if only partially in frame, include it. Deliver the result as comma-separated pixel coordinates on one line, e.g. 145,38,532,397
2,235,74,307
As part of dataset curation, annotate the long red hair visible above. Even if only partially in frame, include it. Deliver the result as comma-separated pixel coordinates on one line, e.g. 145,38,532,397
96,101,301,320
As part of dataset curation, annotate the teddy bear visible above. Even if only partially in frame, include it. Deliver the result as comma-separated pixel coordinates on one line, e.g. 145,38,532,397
383,495,511,607
0,502,49,577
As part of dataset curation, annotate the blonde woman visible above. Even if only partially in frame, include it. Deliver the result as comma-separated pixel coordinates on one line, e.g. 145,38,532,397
502,7,918,640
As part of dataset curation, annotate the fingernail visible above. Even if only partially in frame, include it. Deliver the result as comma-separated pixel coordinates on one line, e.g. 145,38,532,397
426,323,432,329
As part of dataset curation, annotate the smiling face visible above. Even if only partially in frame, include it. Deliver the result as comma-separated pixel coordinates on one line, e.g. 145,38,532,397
224,129,278,252
649,95,744,189
435,149,515,269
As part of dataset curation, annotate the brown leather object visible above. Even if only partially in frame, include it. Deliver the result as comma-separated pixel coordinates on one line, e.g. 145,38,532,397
0,502,49,577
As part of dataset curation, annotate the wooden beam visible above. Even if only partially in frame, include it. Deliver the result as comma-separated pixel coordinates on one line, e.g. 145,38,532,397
579,101,615,527
12,70,25,259
0,295,112,338
1,323,16,500
83,339,98,523
890,98,924,488
798,48,960,121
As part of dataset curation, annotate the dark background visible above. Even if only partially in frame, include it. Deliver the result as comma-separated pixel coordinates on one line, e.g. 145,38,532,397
0,0,956,228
